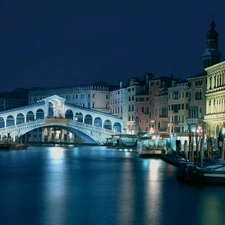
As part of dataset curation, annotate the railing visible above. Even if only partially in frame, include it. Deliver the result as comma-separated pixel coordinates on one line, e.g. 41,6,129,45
0,102,45,114
159,115,168,118
65,102,121,119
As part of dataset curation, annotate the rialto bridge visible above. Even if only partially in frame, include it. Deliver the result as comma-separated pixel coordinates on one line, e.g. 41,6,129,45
0,95,123,145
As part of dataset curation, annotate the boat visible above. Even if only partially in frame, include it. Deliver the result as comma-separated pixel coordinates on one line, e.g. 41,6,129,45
193,164,225,184
161,149,225,183
0,137,14,150
0,141,12,150
9,143,29,150
137,133,168,158
106,134,138,150
161,149,183,167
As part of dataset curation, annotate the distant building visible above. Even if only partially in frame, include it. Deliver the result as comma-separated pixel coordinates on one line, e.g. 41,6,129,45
109,82,128,133
168,81,189,134
186,72,207,134
127,76,147,134
0,88,29,111
202,20,221,68
153,76,176,134
29,82,118,113
27,82,119,143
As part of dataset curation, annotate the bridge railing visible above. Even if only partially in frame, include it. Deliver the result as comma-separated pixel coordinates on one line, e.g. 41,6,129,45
68,120,120,135
0,102,45,114
65,103,121,119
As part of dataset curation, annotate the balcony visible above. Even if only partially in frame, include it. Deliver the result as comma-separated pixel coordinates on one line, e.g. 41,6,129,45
158,127,167,132
159,114,168,118
186,118,202,124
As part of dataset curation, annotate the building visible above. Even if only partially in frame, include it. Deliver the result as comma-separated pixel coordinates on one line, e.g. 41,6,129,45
0,88,29,111
202,20,221,69
186,72,207,134
168,80,189,134
204,61,225,138
27,82,118,143
109,82,128,133
153,76,175,134
127,77,146,134
203,19,225,138
29,82,118,113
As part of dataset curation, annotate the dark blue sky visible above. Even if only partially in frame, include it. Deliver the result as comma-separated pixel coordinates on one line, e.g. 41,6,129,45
0,0,225,91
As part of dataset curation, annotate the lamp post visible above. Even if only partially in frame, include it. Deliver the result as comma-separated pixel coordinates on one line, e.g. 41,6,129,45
196,126,203,163
221,128,225,159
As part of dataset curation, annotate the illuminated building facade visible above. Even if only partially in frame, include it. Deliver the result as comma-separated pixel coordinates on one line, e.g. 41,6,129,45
168,81,189,134
186,72,207,134
109,82,128,133
204,61,225,138
29,82,117,114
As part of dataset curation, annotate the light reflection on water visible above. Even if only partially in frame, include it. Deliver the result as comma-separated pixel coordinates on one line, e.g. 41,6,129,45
44,147,67,225
0,146,225,225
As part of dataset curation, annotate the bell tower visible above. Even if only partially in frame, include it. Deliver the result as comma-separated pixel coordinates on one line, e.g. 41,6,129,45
202,19,221,68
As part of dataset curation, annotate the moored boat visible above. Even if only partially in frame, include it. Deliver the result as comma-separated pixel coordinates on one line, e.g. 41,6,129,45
106,134,138,150
161,149,183,167
137,133,167,158
9,144,29,150
193,164,225,184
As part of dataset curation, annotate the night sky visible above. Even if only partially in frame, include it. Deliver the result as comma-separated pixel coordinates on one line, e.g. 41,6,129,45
0,0,225,91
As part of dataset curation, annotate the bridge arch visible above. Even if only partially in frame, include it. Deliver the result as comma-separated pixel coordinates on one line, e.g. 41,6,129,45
48,102,54,117
36,109,44,119
16,113,25,125
26,111,35,122
113,122,122,133
104,119,112,130
0,117,4,128
94,117,102,127
84,114,92,125
6,115,14,127
75,112,83,122
65,109,73,120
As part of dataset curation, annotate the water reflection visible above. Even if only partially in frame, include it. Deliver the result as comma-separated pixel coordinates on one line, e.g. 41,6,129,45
117,160,135,225
49,147,64,161
43,147,68,225
1,146,225,225
198,189,224,225
146,159,163,224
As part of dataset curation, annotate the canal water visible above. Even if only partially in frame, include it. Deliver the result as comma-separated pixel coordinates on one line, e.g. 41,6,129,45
0,146,224,225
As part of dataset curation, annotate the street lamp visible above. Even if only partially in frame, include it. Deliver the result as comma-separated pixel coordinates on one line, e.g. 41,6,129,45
221,128,225,159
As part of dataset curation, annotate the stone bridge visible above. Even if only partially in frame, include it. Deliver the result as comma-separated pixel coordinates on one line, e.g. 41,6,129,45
0,95,123,144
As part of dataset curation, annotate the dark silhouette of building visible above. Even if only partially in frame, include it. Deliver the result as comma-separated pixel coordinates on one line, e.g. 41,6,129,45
202,19,221,68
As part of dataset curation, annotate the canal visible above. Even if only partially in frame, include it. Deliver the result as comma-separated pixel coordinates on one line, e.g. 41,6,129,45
0,146,224,225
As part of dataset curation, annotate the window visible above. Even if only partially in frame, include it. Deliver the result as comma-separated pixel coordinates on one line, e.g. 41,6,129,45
173,92,179,100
